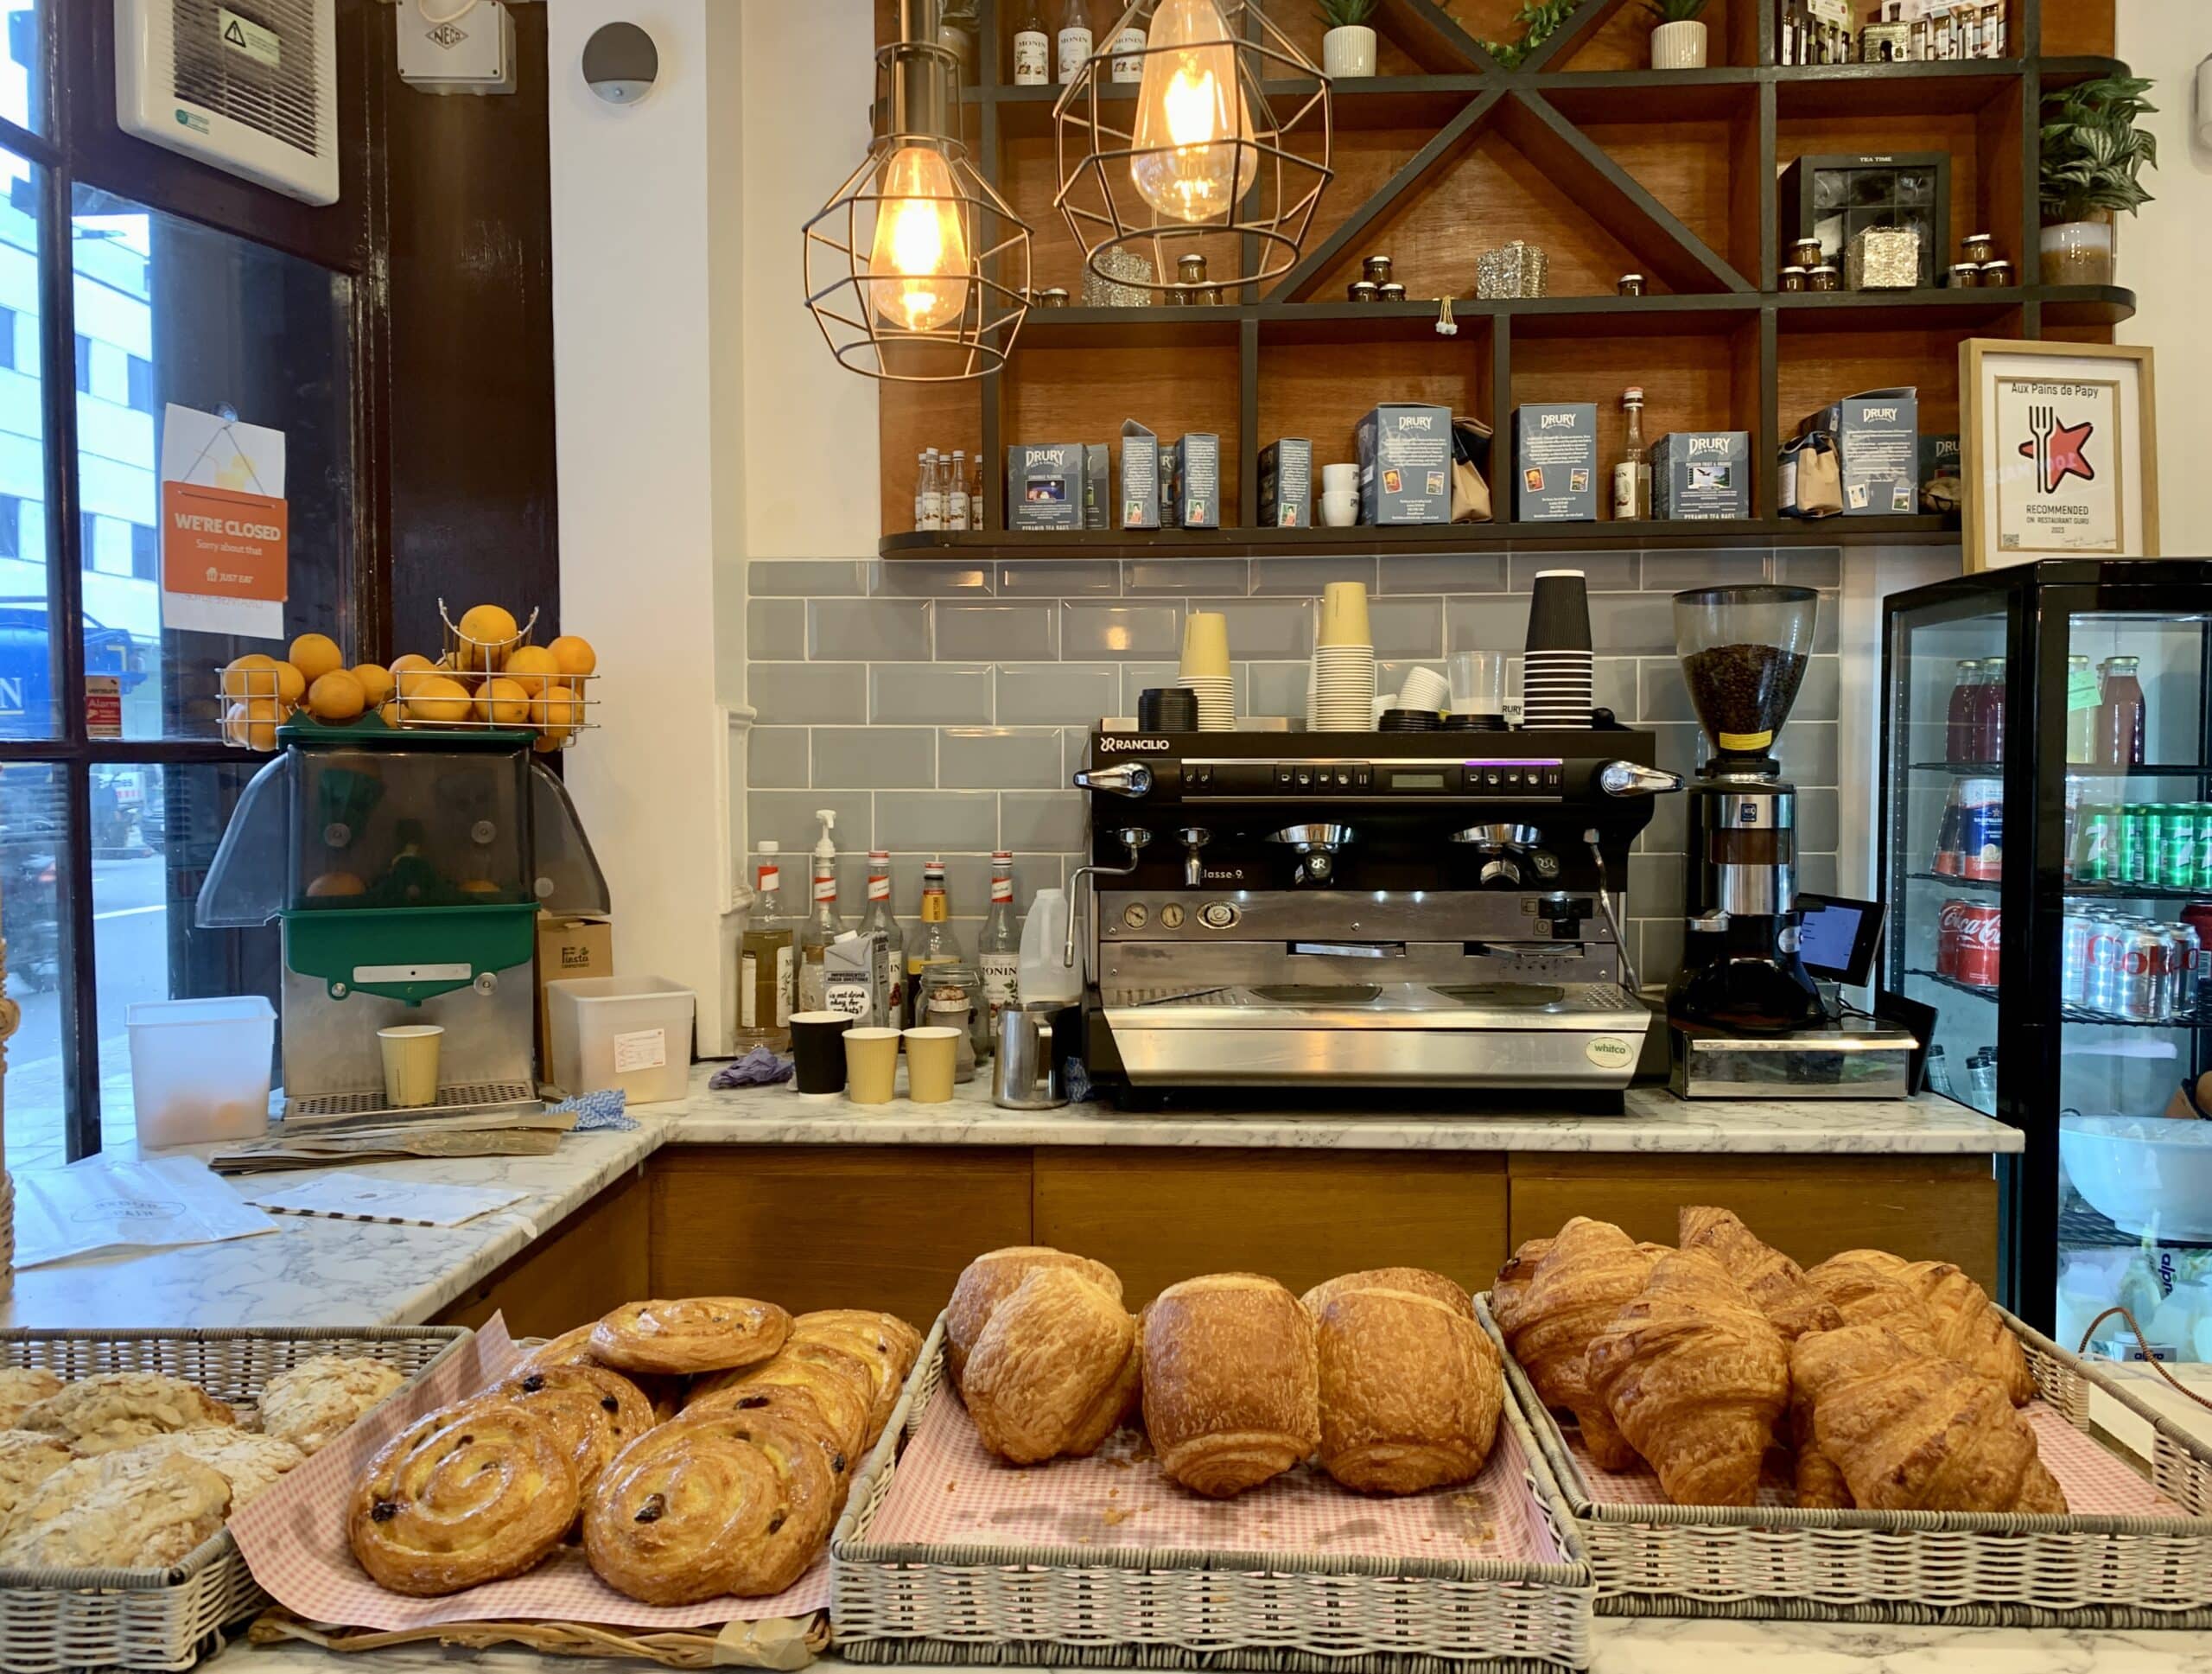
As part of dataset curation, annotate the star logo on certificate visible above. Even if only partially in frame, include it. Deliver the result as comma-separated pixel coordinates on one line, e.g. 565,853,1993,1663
2018,407,2096,494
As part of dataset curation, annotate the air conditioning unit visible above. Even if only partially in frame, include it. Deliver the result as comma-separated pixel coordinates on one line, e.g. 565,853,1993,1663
114,0,340,207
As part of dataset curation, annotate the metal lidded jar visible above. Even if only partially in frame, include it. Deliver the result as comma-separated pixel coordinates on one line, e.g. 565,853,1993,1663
1961,231,1996,265
1177,251,1209,287
1376,281,1407,302
1949,260,1981,289
1362,254,1394,285
1790,236,1824,270
1979,258,2013,288
1618,271,1646,296
1195,282,1223,305
1348,279,1379,304
1779,265,1808,292
1808,263,1842,292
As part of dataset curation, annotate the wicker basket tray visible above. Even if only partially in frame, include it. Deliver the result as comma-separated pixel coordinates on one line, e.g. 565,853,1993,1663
830,1313,1595,1673
0,1325,468,1673
1481,1295,2212,1628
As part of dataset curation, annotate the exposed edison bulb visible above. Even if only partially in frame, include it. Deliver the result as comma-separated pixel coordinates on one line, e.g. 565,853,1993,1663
1129,0,1257,223
868,143,971,332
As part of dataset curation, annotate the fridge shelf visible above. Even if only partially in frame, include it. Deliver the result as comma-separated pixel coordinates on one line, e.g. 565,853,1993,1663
2059,1198,2212,1252
1908,760,2212,777
1906,870,2212,903
1907,966,2212,1028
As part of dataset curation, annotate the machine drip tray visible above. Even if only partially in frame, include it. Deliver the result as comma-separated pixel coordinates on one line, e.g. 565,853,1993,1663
283,1079,543,1129
1249,984,1382,1005
1430,983,1568,1009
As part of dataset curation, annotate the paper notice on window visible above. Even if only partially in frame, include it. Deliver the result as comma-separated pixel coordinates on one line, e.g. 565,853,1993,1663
159,403,288,640
13,1153,278,1269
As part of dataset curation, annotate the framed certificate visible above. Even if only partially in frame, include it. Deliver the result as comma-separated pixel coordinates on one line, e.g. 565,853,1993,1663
1961,340,2158,571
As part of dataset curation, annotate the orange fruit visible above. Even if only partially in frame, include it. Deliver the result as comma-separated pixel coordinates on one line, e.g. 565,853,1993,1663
228,697,283,751
474,677,530,725
307,670,366,722
289,633,345,684
273,662,307,708
305,871,366,899
351,664,396,706
219,653,279,703
547,635,597,681
377,699,402,729
501,644,561,697
457,604,519,665
532,686,582,746
403,674,473,723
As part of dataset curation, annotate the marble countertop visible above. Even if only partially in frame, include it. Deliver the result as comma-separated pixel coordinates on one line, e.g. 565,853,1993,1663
0,1066,2018,1333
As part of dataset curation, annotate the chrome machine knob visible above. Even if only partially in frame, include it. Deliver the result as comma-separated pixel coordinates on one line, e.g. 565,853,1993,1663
1073,762,1154,799
1599,761,1684,799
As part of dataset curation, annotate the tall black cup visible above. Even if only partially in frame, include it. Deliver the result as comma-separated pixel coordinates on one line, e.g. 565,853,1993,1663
1525,569,1593,653
791,1011,853,1097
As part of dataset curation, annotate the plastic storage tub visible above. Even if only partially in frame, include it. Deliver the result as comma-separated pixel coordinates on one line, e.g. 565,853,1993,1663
125,996,276,1148
546,975,695,1104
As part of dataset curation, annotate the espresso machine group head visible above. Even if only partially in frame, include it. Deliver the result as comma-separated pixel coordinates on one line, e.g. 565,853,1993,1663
1070,729,1680,1102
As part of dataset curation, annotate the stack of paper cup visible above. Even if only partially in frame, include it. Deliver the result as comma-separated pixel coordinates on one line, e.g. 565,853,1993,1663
1179,611,1234,730
1312,582,1377,732
1522,569,1594,729
1398,665,1450,714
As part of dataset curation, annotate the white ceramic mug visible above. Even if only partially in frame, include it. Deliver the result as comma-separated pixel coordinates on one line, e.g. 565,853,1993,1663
1321,488,1358,527
1321,462,1358,494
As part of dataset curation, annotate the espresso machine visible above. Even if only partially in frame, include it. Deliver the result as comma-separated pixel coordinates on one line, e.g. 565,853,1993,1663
1070,729,1679,1105
1664,585,1915,1097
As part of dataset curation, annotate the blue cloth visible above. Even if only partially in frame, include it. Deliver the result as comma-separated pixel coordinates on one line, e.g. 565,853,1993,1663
710,1046,795,1090
548,1089,638,1131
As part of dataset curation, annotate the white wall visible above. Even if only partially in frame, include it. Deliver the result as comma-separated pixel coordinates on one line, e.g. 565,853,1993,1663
2117,2,2212,557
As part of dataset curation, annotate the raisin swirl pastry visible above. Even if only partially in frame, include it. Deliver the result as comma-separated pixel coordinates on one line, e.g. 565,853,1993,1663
582,1410,835,1604
590,1298,791,1377
493,1364,655,1497
686,1342,874,1465
348,1397,578,1596
786,1311,922,1445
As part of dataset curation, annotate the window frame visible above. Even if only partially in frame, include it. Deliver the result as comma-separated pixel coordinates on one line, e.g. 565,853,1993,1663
0,12,382,1161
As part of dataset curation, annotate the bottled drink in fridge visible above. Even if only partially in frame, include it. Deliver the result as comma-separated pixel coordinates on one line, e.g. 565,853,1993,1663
2064,653,2098,763
798,811,846,1014
858,849,906,1029
906,857,963,1024
1946,659,1981,763
2096,655,2146,767
1011,0,1050,84
1976,655,2006,763
978,850,1021,1034
735,843,794,1051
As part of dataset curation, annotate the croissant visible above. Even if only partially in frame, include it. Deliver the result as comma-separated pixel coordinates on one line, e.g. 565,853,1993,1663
1791,1325,2066,1514
1805,1251,1941,1352
1897,1261,2036,1407
1789,1390,1853,1510
1313,1280,1501,1495
1584,1249,1789,1507
963,1268,1137,1465
1677,1207,1840,1341
1504,1219,1665,1470
1489,1238,1554,1337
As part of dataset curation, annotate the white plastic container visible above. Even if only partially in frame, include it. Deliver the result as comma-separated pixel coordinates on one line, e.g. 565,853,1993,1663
547,975,696,1104
125,996,276,1149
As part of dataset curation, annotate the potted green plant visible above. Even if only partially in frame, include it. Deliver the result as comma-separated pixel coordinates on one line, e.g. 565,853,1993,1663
1644,0,1709,69
1483,0,1577,71
2039,73,2158,287
1318,0,1378,77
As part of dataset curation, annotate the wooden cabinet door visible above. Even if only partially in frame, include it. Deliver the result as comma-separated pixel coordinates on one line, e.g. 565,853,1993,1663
435,1168,651,1335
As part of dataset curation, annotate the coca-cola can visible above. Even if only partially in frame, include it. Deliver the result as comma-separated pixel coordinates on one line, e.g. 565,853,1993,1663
2084,916,2127,1016
2171,923,2202,1021
1947,901,2002,986
2101,923,2167,1022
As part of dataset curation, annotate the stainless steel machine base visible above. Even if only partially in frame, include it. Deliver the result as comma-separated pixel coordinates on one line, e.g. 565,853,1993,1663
1669,1021,1919,1099
280,951,537,1105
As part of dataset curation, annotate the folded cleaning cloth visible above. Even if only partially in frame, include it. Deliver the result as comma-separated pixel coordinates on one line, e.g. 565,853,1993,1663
710,1046,795,1090
548,1089,637,1131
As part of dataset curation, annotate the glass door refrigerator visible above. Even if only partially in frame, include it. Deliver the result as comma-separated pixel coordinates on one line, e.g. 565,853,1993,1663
1881,560,2212,1360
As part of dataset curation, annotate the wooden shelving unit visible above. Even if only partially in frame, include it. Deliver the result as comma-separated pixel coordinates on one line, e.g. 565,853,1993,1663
876,0,2125,556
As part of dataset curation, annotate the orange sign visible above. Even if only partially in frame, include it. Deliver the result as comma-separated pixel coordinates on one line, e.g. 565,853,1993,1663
161,481,289,602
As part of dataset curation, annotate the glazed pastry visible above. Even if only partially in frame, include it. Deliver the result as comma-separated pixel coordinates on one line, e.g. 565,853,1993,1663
0,1430,75,1521
1062,1328,1143,1459
1677,1207,1840,1341
258,1355,407,1455
1806,1251,1941,1351
786,1311,923,1445
1488,1238,1554,1337
1314,1281,1501,1495
582,1409,836,1603
495,1364,656,1495
514,1325,601,1370
1503,1219,1666,1471
1585,1249,1789,1508
1141,1273,1319,1499
0,1448,231,1570
1301,1267,1473,1321
590,1299,791,1377
21,1373,235,1456
130,1428,303,1507
678,1382,857,1505
687,1341,874,1466
0,1369,66,1429
963,1266,1136,1465
348,1396,578,1595
947,1249,1123,1389
1792,1325,2066,1514
1897,1261,2037,1407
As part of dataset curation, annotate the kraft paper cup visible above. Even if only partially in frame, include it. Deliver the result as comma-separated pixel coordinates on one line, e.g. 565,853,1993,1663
1319,582,1372,648
377,1024,442,1109
902,1026,961,1104
1181,611,1231,678
843,1027,902,1105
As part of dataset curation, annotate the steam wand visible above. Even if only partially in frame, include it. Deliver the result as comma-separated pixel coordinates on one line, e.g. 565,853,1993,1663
1584,829,1641,996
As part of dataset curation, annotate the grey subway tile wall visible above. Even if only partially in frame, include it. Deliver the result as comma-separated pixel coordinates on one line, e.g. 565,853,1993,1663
745,548,1843,982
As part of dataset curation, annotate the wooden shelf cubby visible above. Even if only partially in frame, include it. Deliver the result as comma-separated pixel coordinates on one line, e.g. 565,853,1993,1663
878,0,2125,556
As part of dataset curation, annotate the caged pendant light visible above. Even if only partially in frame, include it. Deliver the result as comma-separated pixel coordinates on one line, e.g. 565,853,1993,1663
1055,0,1332,299
805,0,1033,382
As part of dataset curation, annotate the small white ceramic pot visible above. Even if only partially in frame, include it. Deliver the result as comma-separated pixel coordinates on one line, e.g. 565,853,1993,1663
1651,19,1708,68
2040,217,2116,287
1322,25,1376,78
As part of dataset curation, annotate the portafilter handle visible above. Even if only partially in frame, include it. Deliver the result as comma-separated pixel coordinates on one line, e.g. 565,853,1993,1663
1065,827,1152,971
1599,761,1684,798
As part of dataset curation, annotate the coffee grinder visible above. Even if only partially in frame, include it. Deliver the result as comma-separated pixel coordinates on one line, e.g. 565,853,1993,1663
1666,585,1824,1037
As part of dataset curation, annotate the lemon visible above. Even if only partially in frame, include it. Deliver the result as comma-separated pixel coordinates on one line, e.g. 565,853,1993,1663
501,644,560,697
305,871,366,899
351,664,396,706
547,634,597,681
475,677,531,725
404,673,474,723
307,670,366,722
219,653,278,703
289,633,345,685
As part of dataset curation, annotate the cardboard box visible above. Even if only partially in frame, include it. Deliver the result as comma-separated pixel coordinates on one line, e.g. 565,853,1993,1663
1168,433,1221,529
537,914,612,1074
1084,444,1110,531
1802,387,1919,516
1119,420,1160,529
1511,403,1599,522
1357,404,1453,525
1652,430,1751,520
1007,442,1085,530
1921,432,1961,483
1257,438,1313,528
824,930,892,1028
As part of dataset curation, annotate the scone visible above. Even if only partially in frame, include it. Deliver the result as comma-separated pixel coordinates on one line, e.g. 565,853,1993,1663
21,1373,235,1456
1315,1281,1502,1495
0,1429,76,1521
946,1248,1124,1388
1142,1274,1319,1499
0,1449,231,1570
259,1355,407,1455
963,1266,1138,1465
0,1369,66,1429
124,1429,304,1507
589,1299,791,1377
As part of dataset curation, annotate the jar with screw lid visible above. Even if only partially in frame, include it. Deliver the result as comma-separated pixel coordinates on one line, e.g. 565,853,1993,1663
1779,265,1808,292
1808,264,1841,292
1618,272,1645,296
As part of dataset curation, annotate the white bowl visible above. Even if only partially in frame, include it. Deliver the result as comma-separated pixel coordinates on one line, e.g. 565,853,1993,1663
2062,1113,2212,1240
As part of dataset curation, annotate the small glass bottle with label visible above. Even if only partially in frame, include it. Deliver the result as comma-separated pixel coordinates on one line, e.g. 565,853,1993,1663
798,812,847,1014
1109,13,1146,82
1011,0,1049,85
1611,386,1651,521
1055,0,1092,84
858,849,906,1029
977,850,1021,1041
906,858,963,1025
947,449,969,531
735,843,793,1052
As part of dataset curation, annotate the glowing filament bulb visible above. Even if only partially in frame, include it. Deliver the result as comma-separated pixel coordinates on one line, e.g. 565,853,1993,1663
869,143,971,331
1129,0,1257,223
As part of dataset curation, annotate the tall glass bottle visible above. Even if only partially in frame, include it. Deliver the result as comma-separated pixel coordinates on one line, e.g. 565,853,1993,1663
798,812,846,1014
2097,655,2147,767
1011,0,1049,84
1611,386,1650,520
858,848,906,1029
735,843,793,1052
906,857,963,1024
1109,9,1146,81
1946,658,1982,763
1054,0,1092,84
1978,655,2007,764
2064,653,2098,764
947,449,969,531
978,850,1021,1034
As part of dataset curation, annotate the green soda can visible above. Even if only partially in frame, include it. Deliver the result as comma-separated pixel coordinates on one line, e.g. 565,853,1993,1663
2075,805,2118,882
2164,804,2201,890
2122,804,2152,885
2197,807,2212,893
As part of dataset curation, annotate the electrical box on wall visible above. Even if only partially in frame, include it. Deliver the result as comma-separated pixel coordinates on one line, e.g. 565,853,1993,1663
397,0,517,96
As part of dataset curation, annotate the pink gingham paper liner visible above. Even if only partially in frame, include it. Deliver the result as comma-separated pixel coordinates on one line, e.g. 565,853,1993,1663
866,1383,1567,1566
1556,1402,2190,1517
228,1313,830,1631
